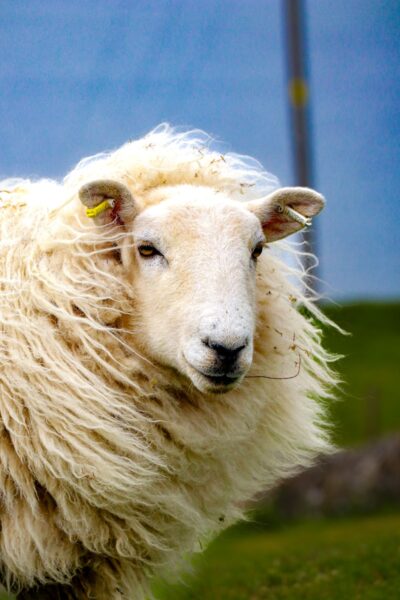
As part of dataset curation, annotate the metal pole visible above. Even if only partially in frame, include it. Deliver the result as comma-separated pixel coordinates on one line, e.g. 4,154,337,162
283,0,319,294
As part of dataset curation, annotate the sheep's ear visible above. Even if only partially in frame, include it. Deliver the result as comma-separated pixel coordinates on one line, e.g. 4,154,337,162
247,187,325,242
79,179,137,227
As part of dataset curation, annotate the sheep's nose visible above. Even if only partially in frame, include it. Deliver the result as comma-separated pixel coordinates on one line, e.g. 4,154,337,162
203,338,248,367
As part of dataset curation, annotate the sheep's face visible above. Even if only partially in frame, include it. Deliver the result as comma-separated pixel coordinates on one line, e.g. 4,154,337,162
128,186,261,394
79,181,324,394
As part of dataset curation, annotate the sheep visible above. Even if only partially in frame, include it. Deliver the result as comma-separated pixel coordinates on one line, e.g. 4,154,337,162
0,125,337,599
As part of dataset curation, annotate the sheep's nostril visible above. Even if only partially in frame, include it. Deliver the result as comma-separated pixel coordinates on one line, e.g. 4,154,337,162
202,339,247,365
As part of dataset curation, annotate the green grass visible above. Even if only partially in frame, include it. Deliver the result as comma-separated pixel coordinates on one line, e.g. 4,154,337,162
322,302,400,446
154,511,400,599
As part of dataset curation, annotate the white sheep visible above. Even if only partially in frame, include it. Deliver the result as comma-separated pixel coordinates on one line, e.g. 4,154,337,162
0,125,337,599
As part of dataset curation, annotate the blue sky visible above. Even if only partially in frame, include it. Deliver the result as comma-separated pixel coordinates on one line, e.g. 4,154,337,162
1,0,399,299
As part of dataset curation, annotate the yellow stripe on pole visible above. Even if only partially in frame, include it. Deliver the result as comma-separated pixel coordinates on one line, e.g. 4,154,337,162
289,78,308,108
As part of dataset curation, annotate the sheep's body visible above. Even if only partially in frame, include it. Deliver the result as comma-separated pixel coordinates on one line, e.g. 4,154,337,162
0,126,336,599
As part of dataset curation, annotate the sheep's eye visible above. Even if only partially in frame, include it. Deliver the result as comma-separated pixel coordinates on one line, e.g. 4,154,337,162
138,244,161,258
251,242,264,260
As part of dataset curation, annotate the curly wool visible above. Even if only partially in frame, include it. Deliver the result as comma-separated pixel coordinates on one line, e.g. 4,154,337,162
0,125,338,599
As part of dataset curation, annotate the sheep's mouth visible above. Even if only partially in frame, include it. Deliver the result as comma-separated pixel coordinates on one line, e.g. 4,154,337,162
200,372,241,387
194,370,244,394
182,355,245,393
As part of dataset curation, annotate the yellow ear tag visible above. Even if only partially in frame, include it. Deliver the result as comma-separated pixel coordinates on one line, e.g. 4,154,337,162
85,198,115,218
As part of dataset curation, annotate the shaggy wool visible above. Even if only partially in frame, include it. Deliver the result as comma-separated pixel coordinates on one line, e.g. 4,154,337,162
0,125,338,599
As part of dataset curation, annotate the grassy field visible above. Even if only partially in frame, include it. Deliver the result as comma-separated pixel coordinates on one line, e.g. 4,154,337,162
1,303,398,599
154,511,400,599
322,302,400,446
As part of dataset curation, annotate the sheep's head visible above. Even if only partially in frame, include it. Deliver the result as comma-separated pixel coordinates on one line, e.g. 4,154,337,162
79,181,324,394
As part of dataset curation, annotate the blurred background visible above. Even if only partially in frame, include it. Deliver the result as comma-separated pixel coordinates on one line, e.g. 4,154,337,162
1,1,399,598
